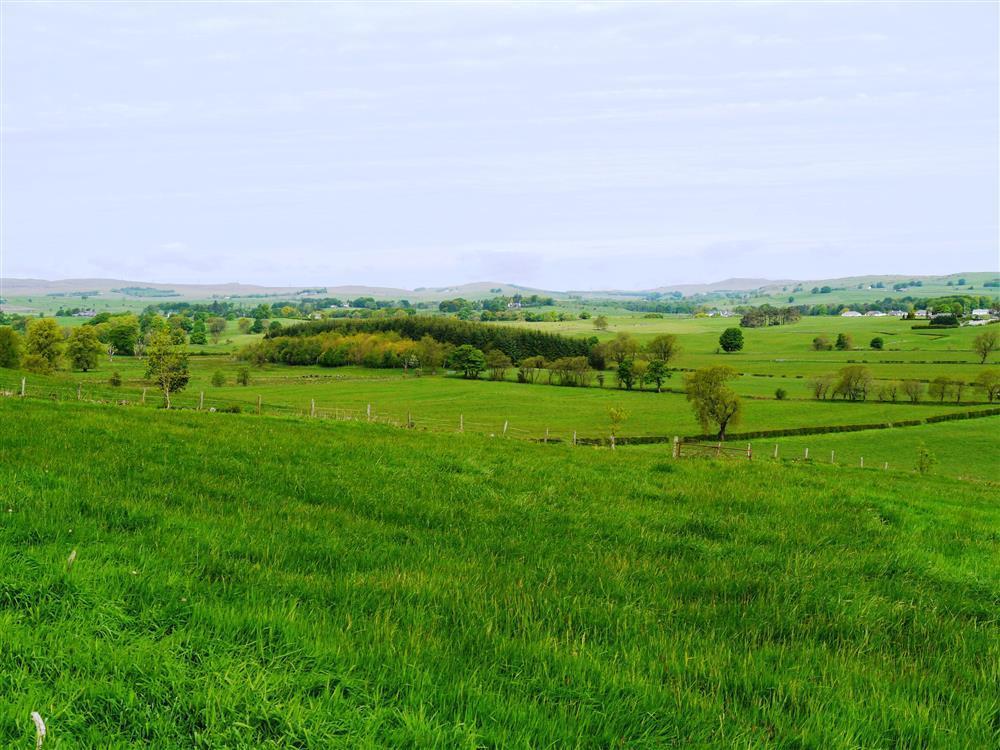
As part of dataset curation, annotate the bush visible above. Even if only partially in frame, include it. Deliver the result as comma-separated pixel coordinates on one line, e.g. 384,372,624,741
775,388,787,400
211,370,227,387
835,333,853,351
870,337,884,350
236,367,251,386
109,371,122,387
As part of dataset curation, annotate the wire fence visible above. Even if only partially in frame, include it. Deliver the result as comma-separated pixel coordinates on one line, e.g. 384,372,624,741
1,371,995,476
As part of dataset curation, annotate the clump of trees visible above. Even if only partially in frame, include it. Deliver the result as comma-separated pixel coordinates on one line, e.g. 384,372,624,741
739,305,800,328
271,316,591,362
448,345,486,379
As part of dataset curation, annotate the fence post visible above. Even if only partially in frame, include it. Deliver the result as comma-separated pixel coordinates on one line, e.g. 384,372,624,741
199,392,204,410
804,447,809,460
747,442,752,460
503,420,509,436
310,399,316,418
142,387,147,405
716,441,722,457
610,435,615,450
544,427,549,444
673,436,680,459
20,377,26,397
573,430,577,446
367,403,372,421
407,411,412,428
257,395,261,415
773,444,778,459
77,383,82,401
830,450,835,464
165,388,171,410
860,456,864,468
883,462,888,470
459,414,464,432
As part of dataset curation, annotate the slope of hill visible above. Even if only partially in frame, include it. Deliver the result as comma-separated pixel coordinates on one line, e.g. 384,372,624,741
1,398,996,747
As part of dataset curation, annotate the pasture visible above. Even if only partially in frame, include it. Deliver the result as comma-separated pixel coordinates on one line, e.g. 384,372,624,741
2,398,998,747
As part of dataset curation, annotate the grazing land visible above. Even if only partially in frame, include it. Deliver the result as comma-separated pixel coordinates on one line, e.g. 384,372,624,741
1,276,998,747
2,399,998,747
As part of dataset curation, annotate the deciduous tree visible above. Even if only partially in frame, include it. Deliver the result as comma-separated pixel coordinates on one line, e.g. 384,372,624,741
0,327,22,369
973,328,999,364
26,318,64,369
66,326,102,371
685,366,743,439
719,327,744,353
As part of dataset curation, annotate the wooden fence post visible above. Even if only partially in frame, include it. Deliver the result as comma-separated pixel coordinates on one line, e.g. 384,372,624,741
804,447,809,460
310,399,316,418
407,411,412,428
860,456,864,468
141,387,147,405
610,435,615,450
544,427,549,444
459,414,464,432
773,444,778,459
256,395,261,414
830,450,835,464
367,403,372,421
503,420,508,436
747,442,752,460
883,462,888,470
573,430,577,446
20,377,26,397
673,436,680,459
199,392,204,410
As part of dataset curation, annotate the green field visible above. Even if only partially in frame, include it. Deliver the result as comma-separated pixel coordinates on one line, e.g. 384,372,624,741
2,398,998,747
1,363,995,445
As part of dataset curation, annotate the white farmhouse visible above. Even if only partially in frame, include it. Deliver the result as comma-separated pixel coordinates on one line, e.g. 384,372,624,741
840,310,862,317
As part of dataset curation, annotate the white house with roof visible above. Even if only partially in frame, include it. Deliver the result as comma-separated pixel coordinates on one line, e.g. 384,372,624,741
840,310,862,317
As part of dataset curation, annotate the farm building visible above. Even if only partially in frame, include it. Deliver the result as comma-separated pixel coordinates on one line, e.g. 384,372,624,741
840,310,862,317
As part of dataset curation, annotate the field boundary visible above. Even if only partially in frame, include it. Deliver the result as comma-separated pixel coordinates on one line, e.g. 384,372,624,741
1,371,998,449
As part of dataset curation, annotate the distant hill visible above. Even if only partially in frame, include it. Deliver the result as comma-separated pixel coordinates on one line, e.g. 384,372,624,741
2,272,995,304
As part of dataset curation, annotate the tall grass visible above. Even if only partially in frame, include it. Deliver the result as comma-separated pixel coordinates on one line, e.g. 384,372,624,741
1,399,997,747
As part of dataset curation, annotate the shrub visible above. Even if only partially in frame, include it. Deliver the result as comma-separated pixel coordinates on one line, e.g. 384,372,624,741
211,370,227,387
835,333,853,351
870,337,884,350
236,367,251,386
109,371,123,387
775,388,787,400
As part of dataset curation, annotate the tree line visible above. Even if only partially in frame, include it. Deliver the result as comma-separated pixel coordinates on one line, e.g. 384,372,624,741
269,317,593,361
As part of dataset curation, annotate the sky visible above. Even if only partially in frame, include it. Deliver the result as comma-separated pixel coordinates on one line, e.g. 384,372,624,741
1,1,997,291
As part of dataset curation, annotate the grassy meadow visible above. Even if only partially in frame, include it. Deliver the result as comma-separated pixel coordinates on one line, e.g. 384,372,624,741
2,398,998,748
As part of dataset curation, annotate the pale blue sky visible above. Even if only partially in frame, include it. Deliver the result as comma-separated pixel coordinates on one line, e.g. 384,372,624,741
2,1,997,290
